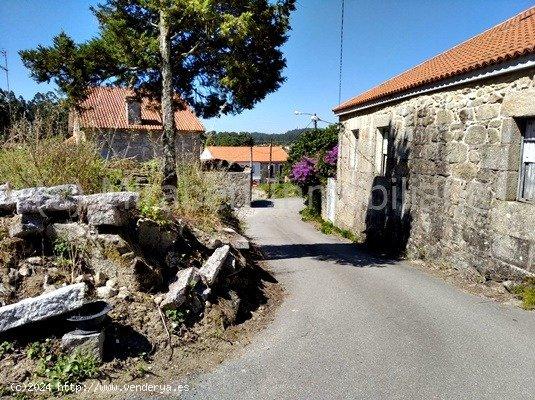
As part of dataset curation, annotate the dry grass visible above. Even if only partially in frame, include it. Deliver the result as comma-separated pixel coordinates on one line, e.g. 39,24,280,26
0,115,114,193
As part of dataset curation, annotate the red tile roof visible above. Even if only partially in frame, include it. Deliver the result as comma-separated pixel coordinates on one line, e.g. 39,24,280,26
203,146,288,163
79,87,204,132
334,6,535,113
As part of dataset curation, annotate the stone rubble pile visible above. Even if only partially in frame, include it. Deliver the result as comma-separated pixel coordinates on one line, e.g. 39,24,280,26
0,183,252,362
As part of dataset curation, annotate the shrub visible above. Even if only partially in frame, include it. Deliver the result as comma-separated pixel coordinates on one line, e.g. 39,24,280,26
136,162,226,231
290,157,318,186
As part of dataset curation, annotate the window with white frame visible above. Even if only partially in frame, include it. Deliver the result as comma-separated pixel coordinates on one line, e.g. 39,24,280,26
519,119,535,201
375,127,389,176
349,129,359,170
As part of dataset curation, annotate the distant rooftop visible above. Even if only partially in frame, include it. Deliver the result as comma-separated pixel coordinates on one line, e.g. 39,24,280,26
79,87,204,132
202,146,288,163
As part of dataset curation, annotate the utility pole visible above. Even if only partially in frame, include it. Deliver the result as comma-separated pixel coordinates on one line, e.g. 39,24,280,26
312,113,318,130
267,137,273,198
0,50,10,92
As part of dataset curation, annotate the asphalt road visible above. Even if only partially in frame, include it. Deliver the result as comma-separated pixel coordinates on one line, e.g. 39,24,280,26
182,198,535,400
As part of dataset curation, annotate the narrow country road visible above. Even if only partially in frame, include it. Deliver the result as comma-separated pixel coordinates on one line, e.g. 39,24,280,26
182,198,535,400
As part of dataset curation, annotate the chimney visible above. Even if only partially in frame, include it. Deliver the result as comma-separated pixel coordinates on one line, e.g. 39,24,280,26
126,95,142,125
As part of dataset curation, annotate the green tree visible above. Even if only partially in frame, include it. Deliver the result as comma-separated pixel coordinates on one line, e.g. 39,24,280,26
0,90,68,141
287,124,339,167
19,32,114,137
205,131,255,146
92,0,295,197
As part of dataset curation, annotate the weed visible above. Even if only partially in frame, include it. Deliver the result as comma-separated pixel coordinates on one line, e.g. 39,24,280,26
165,309,185,325
27,339,52,360
36,351,99,393
300,208,359,243
53,237,88,282
0,341,14,358
299,206,321,222
512,282,535,310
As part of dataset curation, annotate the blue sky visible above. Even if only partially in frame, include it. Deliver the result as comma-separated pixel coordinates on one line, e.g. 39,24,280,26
0,0,533,133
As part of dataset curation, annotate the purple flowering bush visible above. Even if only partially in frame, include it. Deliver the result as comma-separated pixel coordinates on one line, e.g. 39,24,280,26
290,157,318,186
323,145,338,166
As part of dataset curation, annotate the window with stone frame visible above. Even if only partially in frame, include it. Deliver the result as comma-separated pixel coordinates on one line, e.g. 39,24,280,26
519,119,535,202
349,129,359,170
375,127,390,176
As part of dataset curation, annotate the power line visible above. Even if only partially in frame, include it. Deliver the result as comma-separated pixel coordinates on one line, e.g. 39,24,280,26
338,0,345,105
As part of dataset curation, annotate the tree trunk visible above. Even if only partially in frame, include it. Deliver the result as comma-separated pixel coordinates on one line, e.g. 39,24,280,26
159,9,177,201
71,108,83,144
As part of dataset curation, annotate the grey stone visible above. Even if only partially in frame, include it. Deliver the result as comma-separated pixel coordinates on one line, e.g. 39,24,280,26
491,233,531,268
373,113,391,128
0,283,86,332
464,125,486,145
24,257,43,265
16,193,79,216
80,192,139,226
199,245,231,286
490,201,535,242
137,218,176,257
161,267,200,309
96,285,118,299
435,109,454,125
502,89,535,117
475,104,499,120
9,214,45,238
96,234,130,254
117,286,131,300
46,223,92,244
0,185,82,214
480,145,519,171
230,234,250,250
444,142,468,163
94,271,108,287
500,117,522,144
502,280,516,293
61,330,104,363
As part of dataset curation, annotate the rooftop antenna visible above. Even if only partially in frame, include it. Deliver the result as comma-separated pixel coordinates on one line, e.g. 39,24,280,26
0,50,10,92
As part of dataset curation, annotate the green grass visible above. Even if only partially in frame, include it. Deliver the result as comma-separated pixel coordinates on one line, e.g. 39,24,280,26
512,278,535,310
300,207,359,242
258,182,300,198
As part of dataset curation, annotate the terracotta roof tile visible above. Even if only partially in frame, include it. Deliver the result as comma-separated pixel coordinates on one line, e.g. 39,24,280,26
334,6,535,113
79,87,204,132
204,146,288,163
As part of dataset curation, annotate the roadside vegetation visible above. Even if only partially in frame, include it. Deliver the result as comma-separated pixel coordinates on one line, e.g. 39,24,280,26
257,182,300,198
300,207,359,243
511,278,535,310
0,115,227,232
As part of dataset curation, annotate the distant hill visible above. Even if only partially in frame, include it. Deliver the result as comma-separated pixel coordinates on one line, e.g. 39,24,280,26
204,128,310,146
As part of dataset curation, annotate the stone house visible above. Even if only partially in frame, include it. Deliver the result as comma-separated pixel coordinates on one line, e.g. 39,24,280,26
332,7,535,280
200,146,288,183
71,87,204,161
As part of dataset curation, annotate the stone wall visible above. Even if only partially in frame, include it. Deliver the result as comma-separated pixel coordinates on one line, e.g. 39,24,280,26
336,68,535,280
93,130,202,162
207,169,251,208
